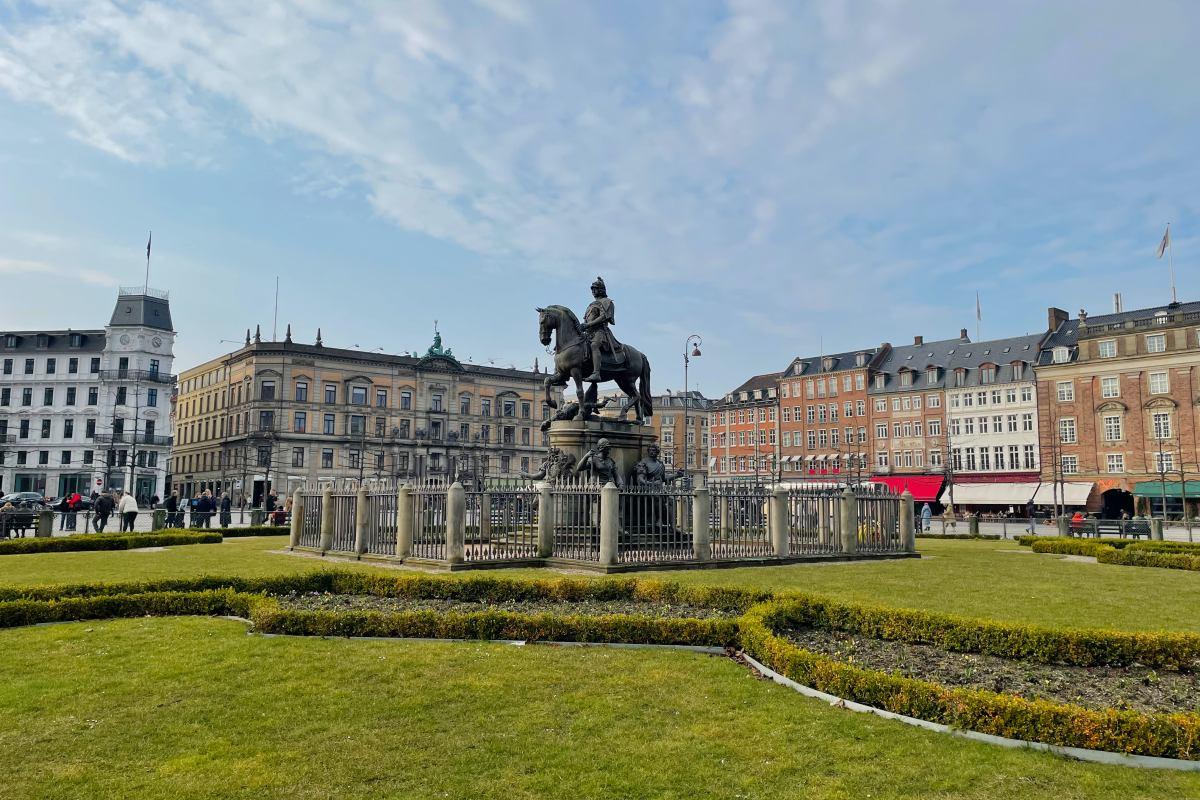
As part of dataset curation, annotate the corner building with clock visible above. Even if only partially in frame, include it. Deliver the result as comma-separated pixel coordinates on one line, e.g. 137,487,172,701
0,287,176,501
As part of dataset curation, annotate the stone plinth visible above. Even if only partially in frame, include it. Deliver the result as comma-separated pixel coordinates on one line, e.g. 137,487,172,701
548,418,656,485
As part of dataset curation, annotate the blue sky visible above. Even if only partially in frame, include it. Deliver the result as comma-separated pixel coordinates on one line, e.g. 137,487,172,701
1,0,1197,397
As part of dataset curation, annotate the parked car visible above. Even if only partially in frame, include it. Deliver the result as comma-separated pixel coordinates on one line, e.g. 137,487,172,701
1,492,48,507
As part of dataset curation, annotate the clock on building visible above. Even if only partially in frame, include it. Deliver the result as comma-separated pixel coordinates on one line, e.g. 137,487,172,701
152,336,163,348
120,334,131,345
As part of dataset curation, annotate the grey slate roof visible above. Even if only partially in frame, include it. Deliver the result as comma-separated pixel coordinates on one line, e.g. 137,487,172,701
718,372,780,406
0,329,106,354
781,348,877,378
871,333,1044,393
109,293,173,331
1079,300,1200,329
1035,318,1081,365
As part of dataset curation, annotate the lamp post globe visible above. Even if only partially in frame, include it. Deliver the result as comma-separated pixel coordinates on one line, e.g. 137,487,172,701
683,335,702,480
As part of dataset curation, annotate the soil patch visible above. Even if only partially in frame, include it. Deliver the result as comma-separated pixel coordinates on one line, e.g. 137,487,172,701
276,592,735,619
782,627,1200,715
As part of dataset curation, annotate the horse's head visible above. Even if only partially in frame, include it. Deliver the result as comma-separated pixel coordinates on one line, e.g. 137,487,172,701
536,307,553,347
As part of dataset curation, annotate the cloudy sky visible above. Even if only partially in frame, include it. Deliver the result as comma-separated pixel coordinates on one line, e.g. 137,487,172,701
1,0,1196,395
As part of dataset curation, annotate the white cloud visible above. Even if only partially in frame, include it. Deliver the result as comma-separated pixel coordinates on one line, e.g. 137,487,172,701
0,255,118,287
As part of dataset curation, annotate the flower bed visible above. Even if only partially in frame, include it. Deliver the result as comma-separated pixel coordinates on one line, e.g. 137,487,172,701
741,595,1200,759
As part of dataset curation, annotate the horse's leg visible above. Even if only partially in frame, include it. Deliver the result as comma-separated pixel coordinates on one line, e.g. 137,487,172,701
615,374,641,424
572,371,591,419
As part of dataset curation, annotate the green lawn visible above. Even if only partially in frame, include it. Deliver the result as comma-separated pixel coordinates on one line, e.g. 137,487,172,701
4,536,1200,632
4,536,1200,798
3,616,1198,800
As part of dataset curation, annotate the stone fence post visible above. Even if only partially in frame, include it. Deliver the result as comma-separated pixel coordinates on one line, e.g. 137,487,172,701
719,493,731,539
900,490,916,552
353,485,369,556
479,490,493,544
770,485,789,558
1056,515,1069,537
1151,518,1164,541
319,486,334,553
446,482,465,565
967,513,980,537
818,494,832,546
598,482,619,566
397,485,413,558
537,482,554,558
289,488,304,549
36,509,52,538
692,485,711,561
839,487,858,555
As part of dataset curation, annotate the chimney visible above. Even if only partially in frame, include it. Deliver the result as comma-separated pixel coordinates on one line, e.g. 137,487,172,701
1113,292,1123,313
959,328,969,341
1047,306,1069,333
913,335,923,346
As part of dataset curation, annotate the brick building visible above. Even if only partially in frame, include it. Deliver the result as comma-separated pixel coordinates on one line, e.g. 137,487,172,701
708,372,779,481
1036,301,1200,517
777,349,880,484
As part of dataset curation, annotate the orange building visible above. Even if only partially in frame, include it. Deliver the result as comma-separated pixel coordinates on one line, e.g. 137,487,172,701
708,372,780,481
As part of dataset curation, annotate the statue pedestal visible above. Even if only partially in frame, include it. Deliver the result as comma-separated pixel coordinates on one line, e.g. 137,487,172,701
548,418,655,485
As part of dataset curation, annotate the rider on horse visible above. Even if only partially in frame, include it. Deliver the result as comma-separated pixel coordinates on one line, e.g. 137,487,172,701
582,276,625,382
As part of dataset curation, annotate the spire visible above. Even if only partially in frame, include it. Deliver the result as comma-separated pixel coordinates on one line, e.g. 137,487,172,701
534,356,540,374
254,324,261,344
245,329,251,346
285,323,292,343
315,327,323,347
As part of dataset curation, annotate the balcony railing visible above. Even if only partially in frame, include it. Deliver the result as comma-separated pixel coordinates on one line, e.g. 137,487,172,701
0,434,15,444
99,368,177,384
92,432,173,446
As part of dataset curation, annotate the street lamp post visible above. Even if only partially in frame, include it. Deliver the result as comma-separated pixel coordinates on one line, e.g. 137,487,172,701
683,335,702,480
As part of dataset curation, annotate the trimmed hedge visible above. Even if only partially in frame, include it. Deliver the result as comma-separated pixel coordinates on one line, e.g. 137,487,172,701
740,599,1200,760
189,525,289,538
1100,547,1200,572
0,531,222,556
0,589,251,629
1128,540,1200,555
1025,537,1143,556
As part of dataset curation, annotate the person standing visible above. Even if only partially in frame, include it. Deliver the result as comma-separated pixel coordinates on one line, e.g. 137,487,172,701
1025,500,1036,534
93,491,114,533
165,491,179,528
219,492,232,528
920,503,932,532
118,491,139,532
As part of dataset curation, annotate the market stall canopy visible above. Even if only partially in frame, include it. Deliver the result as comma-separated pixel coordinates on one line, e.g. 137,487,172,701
869,475,944,502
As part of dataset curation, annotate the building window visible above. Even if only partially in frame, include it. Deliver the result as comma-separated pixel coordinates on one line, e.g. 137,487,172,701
88,387,98,405
927,419,941,436
348,449,361,469
351,386,367,405
292,448,305,468
1056,381,1074,402
321,448,334,469
257,446,271,467
1099,376,1119,398
1146,334,1166,354
1098,340,1117,358
323,414,336,435
89,357,100,373
963,418,975,435
1102,414,1122,441
261,380,276,401
43,388,53,406
1052,347,1070,364
1061,455,1078,474
964,447,976,471
324,384,337,404
294,412,307,433
431,394,444,412
928,394,941,408
1152,411,1172,440
376,389,387,408
295,381,308,402
1155,451,1174,473
980,366,995,384
400,391,412,410
1106,453,1124,473
349,415,365,435
1059,418,1076,443
1149,371,1169,394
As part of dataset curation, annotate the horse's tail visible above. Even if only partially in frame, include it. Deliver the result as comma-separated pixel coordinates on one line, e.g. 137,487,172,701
638,354,653,420
545,379,558,410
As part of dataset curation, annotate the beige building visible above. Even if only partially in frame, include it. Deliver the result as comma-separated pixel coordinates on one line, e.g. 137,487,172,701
170,328,561,503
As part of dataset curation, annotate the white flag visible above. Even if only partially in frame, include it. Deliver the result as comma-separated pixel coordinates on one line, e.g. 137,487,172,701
1157,224,1170,259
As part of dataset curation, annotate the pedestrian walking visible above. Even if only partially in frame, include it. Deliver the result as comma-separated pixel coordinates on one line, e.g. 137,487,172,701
920,502,932,532
164,491,179,528
118,491,139,532
1025,500,1036,534
93,492,114,533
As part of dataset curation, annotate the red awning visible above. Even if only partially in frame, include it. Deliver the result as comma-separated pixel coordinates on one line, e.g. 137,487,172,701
870,475,944,502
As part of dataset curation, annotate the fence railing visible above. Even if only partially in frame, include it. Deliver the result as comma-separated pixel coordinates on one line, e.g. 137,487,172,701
286,480,917,569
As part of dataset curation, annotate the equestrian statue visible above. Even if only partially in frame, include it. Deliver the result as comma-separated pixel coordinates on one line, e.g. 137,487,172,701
537,276,653,424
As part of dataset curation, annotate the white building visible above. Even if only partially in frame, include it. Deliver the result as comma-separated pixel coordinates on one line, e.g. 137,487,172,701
0,287,176,500
943,332,1046,510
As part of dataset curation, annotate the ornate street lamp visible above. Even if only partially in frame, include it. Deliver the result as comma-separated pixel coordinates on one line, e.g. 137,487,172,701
683,335,702,479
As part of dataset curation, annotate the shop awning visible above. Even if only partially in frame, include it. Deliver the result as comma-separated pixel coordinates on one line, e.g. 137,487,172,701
1133,480,1200,498
949,482,1039,506
870,475,944,502
815,454,827,462
1031,482,1094,506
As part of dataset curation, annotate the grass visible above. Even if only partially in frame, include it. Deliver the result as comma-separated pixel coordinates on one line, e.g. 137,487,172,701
4,536,1200,632
3,617,1199,800
4,537,1200,796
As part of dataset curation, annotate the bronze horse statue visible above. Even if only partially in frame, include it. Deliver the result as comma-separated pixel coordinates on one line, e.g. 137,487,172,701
537,305,653,423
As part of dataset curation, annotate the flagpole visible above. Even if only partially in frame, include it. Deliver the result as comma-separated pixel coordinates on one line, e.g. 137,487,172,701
144,230,151,292
1168,223,1177,304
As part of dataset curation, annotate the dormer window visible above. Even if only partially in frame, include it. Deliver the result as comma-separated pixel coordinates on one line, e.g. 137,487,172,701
925,367,938,385
1155,311,1169,325
3,335,17,348
823,357,834,371
874,374,885,389
899,371,912,387
69,333,83,348
1012,362,1024,380
855,352,867,367
1052,347,1069,364
36,334,49,349
954,369,966,387
980,365,996,384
